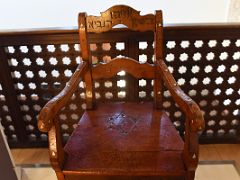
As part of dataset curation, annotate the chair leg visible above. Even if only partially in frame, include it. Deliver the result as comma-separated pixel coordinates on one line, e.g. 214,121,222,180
186,170,195,180
55,171,65,180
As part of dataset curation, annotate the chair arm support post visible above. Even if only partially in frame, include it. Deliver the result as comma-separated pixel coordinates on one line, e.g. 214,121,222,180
48,123,65,177
156,60,205,170
38,62,87,132
183,117,200,171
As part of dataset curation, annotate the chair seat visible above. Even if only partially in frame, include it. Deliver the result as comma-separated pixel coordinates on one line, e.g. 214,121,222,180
63,102,185,177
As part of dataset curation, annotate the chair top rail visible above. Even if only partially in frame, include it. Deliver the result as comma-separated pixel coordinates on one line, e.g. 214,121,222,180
85,5,156,33
0,23,240,36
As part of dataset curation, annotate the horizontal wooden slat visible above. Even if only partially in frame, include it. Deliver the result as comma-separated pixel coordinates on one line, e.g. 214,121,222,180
92,57,155,79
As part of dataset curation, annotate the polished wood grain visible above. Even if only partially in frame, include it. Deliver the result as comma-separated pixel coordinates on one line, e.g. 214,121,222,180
37,61,86,132
157,60,204,130
156,60,204,131
156,60,205,179
86,5,155,33
63,102,184,178
37,5,204,180
48,123,65,180
1,22,239,149
92,57,155,79
79,12,95,109
153,10,163,109
37,61,87,179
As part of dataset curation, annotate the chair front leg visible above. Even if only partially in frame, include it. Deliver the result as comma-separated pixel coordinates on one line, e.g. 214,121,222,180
48,119,66,180
183,116,200,180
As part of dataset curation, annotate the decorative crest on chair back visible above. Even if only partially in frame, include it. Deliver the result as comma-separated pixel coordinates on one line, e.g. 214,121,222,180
85,5,156,33
78,5,163,109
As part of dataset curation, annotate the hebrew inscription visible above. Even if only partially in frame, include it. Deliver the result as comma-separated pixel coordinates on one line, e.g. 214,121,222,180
110,8,133,19
88,20,112,29
86,5,155,32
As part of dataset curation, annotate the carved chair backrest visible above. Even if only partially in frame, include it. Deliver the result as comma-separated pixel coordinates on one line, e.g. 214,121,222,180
78,5,163,109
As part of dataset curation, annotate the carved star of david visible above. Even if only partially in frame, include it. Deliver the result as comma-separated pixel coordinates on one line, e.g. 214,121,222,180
106,112,138,135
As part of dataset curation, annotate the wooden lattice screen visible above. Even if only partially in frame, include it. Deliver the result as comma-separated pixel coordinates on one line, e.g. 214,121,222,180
0,24,240,148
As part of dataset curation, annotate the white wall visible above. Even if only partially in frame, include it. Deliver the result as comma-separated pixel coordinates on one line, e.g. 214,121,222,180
228,0,240,21
0,0,230,30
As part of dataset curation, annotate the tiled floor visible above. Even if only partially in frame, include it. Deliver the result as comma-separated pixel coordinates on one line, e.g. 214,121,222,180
15,163,240,180
16,166,56,180
196,163,240,180
11,144,240,180
199,144,240,170
11,144,240,167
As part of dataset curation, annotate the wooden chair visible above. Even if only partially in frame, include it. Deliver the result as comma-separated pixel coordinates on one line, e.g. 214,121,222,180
38,5,205,180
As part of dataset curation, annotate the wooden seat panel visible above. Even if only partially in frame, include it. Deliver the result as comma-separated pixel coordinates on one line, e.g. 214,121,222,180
64,102,184,176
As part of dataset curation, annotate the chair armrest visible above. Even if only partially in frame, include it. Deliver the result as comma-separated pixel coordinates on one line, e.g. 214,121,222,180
38,62,87,132
156,60,205,132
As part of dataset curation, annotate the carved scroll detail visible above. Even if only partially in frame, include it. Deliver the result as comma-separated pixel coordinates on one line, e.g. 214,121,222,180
86,5,156,33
